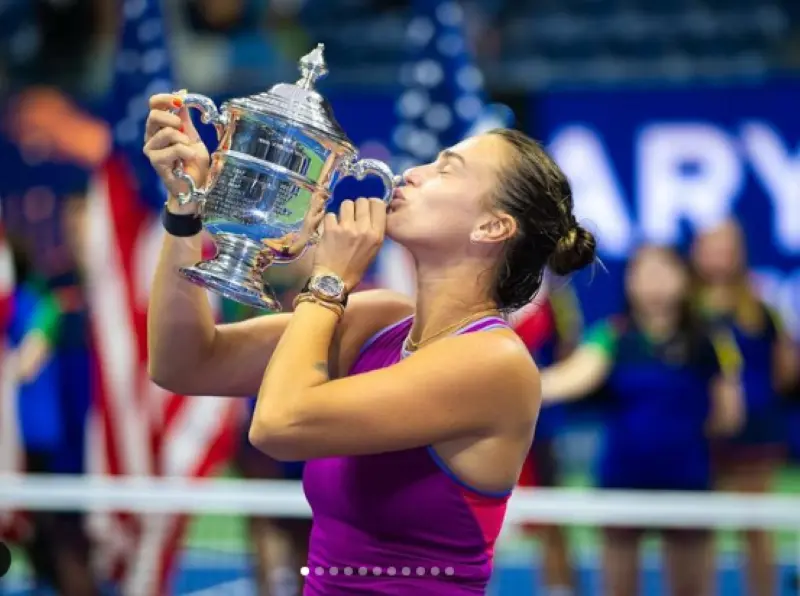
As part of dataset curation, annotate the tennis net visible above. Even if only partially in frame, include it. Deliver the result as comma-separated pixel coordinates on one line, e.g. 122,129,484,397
1,474,799,595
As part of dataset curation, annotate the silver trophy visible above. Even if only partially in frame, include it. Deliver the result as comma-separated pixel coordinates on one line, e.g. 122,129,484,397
170,44,395,311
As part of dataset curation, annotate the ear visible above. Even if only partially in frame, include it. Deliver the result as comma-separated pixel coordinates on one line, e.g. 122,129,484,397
470,212,517,245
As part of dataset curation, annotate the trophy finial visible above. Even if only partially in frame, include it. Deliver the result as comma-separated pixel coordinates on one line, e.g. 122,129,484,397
297,43,328,89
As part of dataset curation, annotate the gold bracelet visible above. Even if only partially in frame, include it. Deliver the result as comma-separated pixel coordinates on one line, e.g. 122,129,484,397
292,293,345,319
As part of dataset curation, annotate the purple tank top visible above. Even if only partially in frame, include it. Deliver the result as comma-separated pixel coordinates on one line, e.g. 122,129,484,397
302,315,512,595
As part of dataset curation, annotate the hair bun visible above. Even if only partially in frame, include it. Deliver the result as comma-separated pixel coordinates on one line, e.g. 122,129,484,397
548,225,597,276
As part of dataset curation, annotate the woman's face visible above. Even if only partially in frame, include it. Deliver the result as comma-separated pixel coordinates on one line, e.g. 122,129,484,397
626,247,689,317
386,134,512,254
691,221,745,284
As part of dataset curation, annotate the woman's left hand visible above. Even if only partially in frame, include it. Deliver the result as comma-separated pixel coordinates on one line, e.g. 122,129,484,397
312,197,387,291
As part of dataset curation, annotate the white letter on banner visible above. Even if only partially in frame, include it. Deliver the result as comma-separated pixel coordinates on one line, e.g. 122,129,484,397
741,122,800,253
548,125,632,257
637,123,743,244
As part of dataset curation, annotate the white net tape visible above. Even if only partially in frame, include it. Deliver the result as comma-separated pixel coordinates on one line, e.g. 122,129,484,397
1,474,799,529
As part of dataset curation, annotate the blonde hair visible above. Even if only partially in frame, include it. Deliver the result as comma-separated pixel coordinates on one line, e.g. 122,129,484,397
694,219,765,333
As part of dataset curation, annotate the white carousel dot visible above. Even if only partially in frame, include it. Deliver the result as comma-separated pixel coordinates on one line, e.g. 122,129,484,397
445,566,455,576
343,567,353,576
401,567,412,576
416,566,426,576
372,566,382,576
329,567,339,576
314,567,324,576
431,567,440,576
300,567,310,576
387,567,397,576
358,567,368,576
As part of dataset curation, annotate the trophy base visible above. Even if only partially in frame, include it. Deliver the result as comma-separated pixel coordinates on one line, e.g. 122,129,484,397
179,235,281,311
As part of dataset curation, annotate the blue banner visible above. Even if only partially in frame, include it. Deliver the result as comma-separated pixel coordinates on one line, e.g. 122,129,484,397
533,82,800,335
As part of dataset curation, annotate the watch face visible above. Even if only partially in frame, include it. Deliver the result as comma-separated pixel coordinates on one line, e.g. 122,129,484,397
314,275,344,297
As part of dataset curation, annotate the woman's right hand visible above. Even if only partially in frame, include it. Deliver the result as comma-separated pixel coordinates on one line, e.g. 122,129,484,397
143,93,210,213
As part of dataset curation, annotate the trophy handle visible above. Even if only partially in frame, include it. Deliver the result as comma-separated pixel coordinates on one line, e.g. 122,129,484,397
169,91,229,206
343,158,396,203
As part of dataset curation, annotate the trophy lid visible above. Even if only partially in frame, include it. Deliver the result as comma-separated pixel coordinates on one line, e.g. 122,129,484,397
228,44,353,149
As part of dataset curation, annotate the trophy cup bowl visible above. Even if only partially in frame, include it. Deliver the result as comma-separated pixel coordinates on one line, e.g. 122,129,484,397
168,44,395,311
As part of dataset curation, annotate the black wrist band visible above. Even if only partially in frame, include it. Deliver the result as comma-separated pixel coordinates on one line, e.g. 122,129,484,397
162,205,203,237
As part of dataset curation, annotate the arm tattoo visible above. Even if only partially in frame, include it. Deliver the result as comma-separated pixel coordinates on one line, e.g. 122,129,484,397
313,361,329,380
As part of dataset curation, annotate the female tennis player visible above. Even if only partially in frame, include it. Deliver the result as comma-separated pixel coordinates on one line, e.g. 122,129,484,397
144,92,596,595
539,245,743,596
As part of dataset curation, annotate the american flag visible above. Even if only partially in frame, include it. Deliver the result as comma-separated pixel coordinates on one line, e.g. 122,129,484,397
378,0,514,295
83,0,239,593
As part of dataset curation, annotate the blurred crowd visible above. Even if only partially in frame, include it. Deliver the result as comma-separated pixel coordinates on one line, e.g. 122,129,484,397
2,0,799,98
2,2,800,596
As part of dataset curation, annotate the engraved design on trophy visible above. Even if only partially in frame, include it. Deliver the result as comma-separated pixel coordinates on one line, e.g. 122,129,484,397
165,44,396,311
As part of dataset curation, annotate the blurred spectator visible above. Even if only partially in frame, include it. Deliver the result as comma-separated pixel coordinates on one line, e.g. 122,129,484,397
3,233,99,595
0,0,113,95
692,219,800,596
511,277,582,596
181,0,296,92
539,245,743,596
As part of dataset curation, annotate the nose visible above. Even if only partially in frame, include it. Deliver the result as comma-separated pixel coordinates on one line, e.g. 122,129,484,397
399,168,422,187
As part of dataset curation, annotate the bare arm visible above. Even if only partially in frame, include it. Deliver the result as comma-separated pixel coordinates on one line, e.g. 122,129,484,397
149,241,411,398
540,344,612,403
250,300,539,461
705,328,744,436
17,290,61,384
147,223,294,396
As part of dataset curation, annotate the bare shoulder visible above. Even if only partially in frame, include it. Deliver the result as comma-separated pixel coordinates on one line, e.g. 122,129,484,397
438,328,538,378
404,328,541,420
